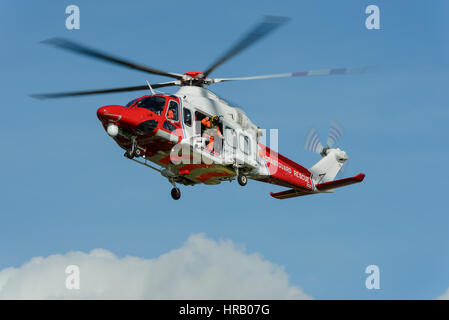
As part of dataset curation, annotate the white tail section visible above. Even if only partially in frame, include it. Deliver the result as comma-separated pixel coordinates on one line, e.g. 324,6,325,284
309,148,348,184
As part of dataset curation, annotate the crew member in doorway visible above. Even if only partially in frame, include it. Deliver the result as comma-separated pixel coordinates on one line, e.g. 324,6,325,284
201,115,222,154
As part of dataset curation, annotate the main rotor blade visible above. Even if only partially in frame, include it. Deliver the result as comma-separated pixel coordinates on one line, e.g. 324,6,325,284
304,127,324,154
203,16,289,78
42,38,183,80
327,120,344,148
30,81,179,99
212,66,371,83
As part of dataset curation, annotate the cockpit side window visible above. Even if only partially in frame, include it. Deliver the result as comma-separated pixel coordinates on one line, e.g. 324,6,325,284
125,99,138,108
137,96,166,115
166,100,179,122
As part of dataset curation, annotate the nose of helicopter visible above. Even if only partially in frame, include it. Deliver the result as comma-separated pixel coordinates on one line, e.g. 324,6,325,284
97,105,159,136
97,105,125,122
97,105,136,134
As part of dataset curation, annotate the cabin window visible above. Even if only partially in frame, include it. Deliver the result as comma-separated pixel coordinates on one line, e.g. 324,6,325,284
183,108,192,126
225,126,237,149
166,100,179,122
239,134,251,155
138,96,166,115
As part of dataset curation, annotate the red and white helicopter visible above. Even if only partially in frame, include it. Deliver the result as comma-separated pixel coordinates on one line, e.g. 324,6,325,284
33,16,365,200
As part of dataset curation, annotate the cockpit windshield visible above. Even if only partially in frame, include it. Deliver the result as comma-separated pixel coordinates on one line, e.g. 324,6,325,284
125,99,138,108
137,96,167,115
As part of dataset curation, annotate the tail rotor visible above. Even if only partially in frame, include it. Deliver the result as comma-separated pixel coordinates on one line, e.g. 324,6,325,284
304,121,345,157
327,120,344,148
305,121,350,181
304,127,324,155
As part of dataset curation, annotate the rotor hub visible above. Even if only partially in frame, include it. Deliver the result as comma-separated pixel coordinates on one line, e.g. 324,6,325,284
183,71,204,79
180,71,207,86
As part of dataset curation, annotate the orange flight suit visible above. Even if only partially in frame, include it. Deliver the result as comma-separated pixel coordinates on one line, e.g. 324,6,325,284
201,117,222,153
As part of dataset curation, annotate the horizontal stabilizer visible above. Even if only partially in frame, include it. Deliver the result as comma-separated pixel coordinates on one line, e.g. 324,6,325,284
270,188,314,199
270,173,365,199
316,173,365,191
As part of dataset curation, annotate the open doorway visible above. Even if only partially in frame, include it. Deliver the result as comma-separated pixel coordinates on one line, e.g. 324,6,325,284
195,111,223,155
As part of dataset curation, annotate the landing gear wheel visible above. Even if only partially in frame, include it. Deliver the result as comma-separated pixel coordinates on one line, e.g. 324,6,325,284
171,187,181,200
134,149,142,157
237,174,247,186
124,150,134,159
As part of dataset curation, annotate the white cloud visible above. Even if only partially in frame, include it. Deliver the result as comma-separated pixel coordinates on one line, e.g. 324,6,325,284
439,289,449,300
0,234,310,299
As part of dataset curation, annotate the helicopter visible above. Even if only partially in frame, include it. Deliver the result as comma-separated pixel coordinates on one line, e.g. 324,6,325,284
32,16,365,200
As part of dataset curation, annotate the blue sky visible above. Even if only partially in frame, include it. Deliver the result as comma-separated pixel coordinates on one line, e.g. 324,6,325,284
0,0,448,299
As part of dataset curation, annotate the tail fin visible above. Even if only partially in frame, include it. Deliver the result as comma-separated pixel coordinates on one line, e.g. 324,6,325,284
309,148,348,184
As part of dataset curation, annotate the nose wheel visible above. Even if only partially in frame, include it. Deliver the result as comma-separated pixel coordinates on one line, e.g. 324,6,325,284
124,138,142,159
124,150,134,159
124,148,142,159
171,187,181,200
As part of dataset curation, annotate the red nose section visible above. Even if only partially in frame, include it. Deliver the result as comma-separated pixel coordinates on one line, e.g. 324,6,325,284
97,105,154,133
97,105,126,122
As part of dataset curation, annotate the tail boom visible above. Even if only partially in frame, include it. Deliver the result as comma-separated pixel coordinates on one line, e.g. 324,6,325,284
254,144,365,199
255,144,314,191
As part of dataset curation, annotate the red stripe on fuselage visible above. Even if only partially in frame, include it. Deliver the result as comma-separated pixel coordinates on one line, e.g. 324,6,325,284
258,144,313,191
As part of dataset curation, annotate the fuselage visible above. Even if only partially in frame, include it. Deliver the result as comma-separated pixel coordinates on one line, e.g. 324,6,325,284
97,86,314,191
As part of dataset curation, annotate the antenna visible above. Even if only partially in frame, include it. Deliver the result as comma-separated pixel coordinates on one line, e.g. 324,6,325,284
145,80,155,95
